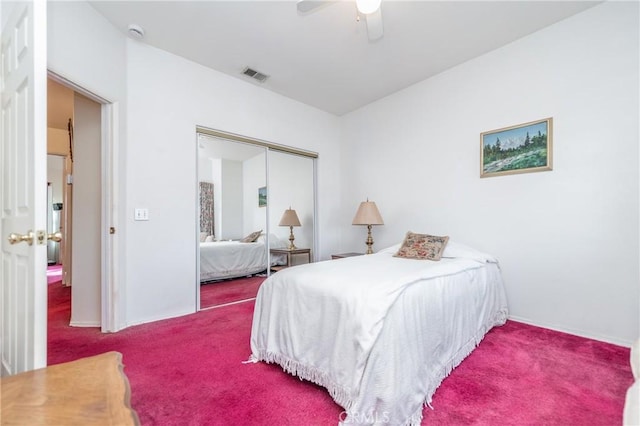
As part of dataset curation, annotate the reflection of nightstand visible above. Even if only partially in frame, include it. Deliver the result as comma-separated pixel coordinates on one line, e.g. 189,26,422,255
270,248,311,270
331,252,364,260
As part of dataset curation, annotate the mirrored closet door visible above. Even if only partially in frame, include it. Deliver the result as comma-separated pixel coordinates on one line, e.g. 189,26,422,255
267,150,315,268
197,130,317,309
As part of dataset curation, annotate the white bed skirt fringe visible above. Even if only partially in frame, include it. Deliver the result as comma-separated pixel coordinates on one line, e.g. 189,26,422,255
252,350,356,410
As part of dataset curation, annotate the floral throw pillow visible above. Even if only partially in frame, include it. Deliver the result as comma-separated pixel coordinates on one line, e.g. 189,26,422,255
240,230,263,243
394,232,449,261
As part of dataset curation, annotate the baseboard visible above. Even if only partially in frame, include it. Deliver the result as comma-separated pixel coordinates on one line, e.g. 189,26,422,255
125,308,194,329
508,315,633,348
1,360,10,377
69,320,101,328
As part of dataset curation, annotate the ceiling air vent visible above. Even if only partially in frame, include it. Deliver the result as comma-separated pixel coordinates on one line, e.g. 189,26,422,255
242,67,269,83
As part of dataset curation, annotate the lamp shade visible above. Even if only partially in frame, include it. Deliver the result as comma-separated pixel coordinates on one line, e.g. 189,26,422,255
352,200,384,225
279,208,301,227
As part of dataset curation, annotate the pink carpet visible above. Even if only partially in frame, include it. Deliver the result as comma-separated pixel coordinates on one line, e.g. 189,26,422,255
423,321,632,425
200,276,264,309
48,283,632,425
47,264,62,284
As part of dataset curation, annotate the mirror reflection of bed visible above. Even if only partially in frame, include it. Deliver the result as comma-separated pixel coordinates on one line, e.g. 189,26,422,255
199,234,287,308
197,132,316,309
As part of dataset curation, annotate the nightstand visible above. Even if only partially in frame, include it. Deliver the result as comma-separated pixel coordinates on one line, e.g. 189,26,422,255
270,248,311,270
331,252,364,260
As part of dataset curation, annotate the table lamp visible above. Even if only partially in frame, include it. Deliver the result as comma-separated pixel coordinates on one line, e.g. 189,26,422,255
352,199,384,254
279,208,301,250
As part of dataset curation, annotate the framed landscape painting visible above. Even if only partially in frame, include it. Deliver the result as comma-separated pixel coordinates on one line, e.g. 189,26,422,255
258,186,267,207
480,117,553,178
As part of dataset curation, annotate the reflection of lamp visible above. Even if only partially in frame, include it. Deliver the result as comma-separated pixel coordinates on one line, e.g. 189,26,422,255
352,199,384,254
279,208,301,250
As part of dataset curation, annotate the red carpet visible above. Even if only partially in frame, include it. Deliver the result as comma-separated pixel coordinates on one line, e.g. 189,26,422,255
200,276,264,309
423,321,632,425
48,283,632,425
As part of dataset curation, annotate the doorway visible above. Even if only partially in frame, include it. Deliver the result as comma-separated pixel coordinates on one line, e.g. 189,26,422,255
46,75,113,331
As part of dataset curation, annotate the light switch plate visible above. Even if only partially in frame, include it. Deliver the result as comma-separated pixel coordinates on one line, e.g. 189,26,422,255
134,208,149,221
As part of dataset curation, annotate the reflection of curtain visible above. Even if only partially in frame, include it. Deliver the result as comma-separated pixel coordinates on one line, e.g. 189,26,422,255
199,182,214,237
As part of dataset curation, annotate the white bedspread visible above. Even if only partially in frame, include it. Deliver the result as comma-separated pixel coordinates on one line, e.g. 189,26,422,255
250,243,508,425
200,238,285,282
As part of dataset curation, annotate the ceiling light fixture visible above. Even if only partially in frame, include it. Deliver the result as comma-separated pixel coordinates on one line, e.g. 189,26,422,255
297,0,384,42
127,24,145,40
356,0,381,15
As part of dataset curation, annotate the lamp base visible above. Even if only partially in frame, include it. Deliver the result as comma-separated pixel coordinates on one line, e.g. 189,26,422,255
288,226,297,250
365,224,374,254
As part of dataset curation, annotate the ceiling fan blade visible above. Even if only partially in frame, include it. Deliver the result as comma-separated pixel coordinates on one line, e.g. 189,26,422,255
297,0,333,14
365,8,384,41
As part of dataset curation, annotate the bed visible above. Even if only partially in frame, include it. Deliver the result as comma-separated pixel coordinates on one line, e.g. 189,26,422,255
200,234,287,282
250,239,509,425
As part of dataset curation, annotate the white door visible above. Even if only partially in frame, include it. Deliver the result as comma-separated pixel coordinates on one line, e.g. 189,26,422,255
0,0,48,375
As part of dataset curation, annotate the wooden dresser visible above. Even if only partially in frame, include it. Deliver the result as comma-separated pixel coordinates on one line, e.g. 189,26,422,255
1,351,139,425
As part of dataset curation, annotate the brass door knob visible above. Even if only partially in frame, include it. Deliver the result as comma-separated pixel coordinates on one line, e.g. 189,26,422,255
48,232,62,242
8,231,34,245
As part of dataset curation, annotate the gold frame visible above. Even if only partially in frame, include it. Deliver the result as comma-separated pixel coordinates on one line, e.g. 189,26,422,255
480,117,553,178
197,126,318,159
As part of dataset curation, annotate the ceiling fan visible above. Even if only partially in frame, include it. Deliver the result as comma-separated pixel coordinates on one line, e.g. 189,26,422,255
297,0,384,41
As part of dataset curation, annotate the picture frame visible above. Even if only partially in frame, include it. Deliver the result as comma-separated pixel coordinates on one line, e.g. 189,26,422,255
258,186,267,207
480,117,553,178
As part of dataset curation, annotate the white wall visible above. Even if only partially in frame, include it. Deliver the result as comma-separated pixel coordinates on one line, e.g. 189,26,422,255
198,156,213,182
221,159,244,240
341,2,639,345
210,158,222,240
47,128,68,155
125,41,341,325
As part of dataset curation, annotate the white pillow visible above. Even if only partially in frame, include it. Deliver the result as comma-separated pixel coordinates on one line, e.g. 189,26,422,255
378,243,401,254
441,241,496,263
204,235,215,242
